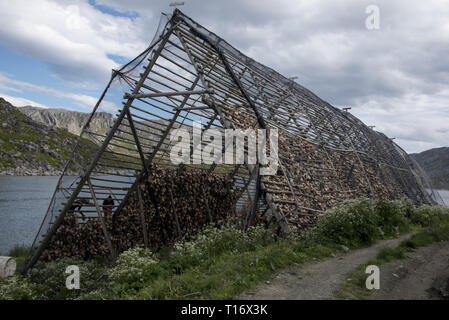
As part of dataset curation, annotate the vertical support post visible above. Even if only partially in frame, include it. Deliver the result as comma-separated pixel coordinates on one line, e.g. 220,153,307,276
125,110,149,176
169,181,182,239
201,185,213,223
137,184,149,248
244,165,261,231
87,178,116,259
260,181,289,237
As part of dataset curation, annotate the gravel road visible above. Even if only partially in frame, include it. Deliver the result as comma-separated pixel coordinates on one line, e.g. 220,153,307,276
239,234,449,300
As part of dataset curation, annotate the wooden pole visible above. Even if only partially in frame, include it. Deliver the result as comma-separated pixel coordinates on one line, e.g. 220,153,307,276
201,185,213,224
87,178,116,259
169,181,182,238
137,184,149,248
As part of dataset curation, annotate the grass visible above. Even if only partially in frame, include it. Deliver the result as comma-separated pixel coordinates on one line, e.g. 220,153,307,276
1,198,448,300
333,219,449,300
132,241,333,300
8,245,30,257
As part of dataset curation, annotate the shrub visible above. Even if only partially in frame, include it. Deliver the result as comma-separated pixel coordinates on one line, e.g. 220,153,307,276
314,198,379,246
108,247,160,286
28,258,107,300
173,224,272,260
409,205,449,227
0,276,43,300
395,198,415,219
375,200,409,235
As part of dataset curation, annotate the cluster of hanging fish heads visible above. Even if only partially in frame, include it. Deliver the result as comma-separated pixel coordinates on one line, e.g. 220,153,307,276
23,9,436,273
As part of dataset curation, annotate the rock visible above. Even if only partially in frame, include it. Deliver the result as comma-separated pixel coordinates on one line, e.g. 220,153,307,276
19,106,115,136
330,253,337,258
394,265,408,278
1,122,7,128
265,281,271,285
340,245,349,252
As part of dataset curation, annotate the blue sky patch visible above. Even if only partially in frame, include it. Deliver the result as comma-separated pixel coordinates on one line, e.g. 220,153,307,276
107,54,132,66
88,0,139,20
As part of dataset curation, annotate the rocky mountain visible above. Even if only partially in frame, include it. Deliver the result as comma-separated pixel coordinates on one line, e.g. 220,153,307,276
0,98,100,176
19,106,115,136
18,106,178,147
411,147,449,190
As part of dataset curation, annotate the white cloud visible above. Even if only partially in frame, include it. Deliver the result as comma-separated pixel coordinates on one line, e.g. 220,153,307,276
0,73,117,112
0,0,148,85
0,94,50,109
352,90,449,153
0,83,22,93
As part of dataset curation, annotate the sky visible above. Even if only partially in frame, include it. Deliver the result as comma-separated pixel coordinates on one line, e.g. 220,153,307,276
0,0,448,153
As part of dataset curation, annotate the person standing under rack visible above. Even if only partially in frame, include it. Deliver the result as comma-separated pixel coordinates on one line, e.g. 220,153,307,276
102,195,114,218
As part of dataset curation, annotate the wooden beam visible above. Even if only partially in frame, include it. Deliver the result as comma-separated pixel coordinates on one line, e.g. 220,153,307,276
137,185,149,248
87,178,116,259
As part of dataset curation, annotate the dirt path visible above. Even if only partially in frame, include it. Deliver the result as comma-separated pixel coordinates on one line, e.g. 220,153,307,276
369,241,449,300
240,234,414,300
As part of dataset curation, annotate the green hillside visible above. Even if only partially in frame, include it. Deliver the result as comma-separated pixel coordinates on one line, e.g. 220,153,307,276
411,147,449,190
0,97,99,175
